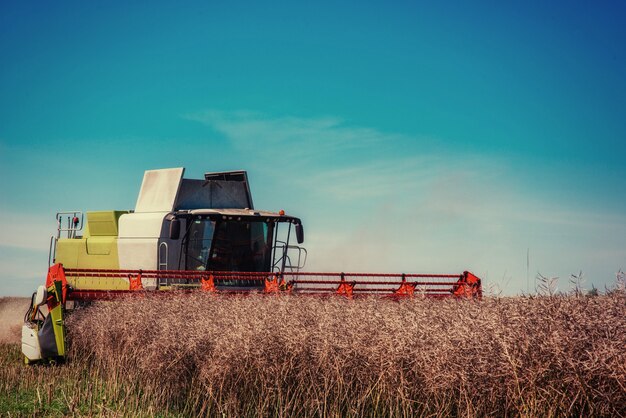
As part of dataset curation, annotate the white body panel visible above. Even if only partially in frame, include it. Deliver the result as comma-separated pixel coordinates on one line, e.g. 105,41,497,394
118,212,167,289
22,324,42,361
117,238,159,289
135,168,184,213
119,212,166,238
34,285,47,306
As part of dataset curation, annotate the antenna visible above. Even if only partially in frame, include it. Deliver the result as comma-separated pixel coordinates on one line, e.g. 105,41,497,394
526,248,530,294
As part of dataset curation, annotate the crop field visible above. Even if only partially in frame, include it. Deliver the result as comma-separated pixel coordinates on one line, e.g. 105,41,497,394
1,293,625,417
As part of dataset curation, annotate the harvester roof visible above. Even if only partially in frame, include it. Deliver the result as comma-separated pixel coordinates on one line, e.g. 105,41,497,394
179,208,302,223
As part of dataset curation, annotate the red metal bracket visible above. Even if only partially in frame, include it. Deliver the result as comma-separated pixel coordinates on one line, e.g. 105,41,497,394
201,274,217,292
452,271,482,299
264,275,280,293
336,273,354,299
394,274,417,297
278,277,293,293
128,271,143,291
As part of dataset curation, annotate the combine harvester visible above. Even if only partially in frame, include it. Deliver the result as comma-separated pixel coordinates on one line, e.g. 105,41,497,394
22,168,482,364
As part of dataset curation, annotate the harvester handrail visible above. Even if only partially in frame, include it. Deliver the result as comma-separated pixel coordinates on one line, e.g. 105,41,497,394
290,280,460,286
63,268,462,279
60,266,481,301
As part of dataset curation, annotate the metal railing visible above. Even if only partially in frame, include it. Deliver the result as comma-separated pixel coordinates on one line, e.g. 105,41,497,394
56,211,84,239
58,267,481,300
48,211,84,266
272,243,307,273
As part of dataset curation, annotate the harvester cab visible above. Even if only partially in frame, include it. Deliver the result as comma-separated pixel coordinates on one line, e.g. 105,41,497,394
22,167,481,365
47,168,307,289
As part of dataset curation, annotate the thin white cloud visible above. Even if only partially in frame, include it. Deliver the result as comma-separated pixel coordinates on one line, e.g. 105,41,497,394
186,110,626,230
288,154,506,204
185,109,421,165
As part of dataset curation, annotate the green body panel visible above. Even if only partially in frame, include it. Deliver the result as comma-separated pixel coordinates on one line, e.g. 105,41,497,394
56,238,121,269
84,210,126,237
55,211,130,290
46,279,65,358
48,304,65,357
86,236,115,255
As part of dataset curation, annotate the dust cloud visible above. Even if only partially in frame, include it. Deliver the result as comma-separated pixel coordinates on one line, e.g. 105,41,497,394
0,297,29,344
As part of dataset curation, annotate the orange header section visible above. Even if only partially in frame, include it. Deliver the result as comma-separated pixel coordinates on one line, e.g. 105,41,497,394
46,263,68,308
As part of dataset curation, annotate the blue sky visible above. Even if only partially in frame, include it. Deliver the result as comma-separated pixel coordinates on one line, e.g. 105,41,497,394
1,1,625,295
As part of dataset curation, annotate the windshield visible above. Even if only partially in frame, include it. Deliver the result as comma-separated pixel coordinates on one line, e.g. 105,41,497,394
184,217,273,272
185,219,216,270
210,220,272,272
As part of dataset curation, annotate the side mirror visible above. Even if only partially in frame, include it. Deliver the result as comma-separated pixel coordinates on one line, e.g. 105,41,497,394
169,218,181,240
34,285,47,306
295,223,304,244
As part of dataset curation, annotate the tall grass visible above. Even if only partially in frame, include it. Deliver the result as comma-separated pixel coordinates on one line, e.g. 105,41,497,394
58,293,625,417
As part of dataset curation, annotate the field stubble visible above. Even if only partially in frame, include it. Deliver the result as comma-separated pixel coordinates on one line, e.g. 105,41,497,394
1,293,625,417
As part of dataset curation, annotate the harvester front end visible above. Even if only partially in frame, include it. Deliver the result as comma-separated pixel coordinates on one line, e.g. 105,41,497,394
22,264,67,364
